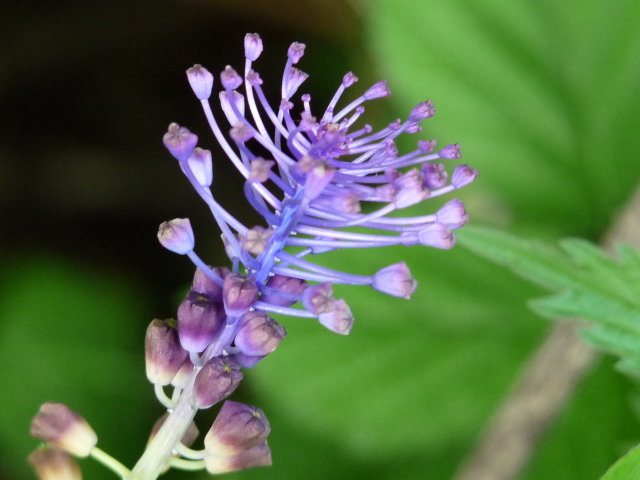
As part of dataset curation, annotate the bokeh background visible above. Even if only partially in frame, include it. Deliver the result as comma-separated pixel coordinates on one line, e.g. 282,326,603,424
2,0,640,479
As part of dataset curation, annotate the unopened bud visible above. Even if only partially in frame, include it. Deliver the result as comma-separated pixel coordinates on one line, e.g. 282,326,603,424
244,33,263,61
192,266,229,300
436,199,468,229
302,282,335,314
287,42,305,64
262,275,308,307
178,291,225,353
318,299,354,335
163,123,198,162
221,66,243,90
438,144,462,159
186,64,213,100
193,356,243,409
364,80,391,100
372,262,417,299
30,403,97,457
234,311,286,356
28,446,81,480
223,274,258,316
157,218,194,255
205,401,270,457
417,223,455,249
186,147,213,187
409,100,435,122
205,441,272,474
145,318,188,385
452,164,478,188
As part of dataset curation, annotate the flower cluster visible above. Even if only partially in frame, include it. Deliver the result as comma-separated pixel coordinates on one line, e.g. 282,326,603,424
30,33,476,480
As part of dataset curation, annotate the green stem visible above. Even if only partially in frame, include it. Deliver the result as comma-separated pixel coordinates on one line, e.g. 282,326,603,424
90,447,131,479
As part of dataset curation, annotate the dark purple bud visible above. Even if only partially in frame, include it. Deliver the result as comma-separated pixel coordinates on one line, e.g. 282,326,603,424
248,157,275,183
409,100,435,122
231,352,265,369
186,147,213,187
244,33,263,61
223,274,259,316
30,403,97,457
148,412,199,447
178,291,225,353
263,275,308,307
418,139,437,153
163,123,198,162
452,164,478,188
242,226,274,256
422,163,448,188
29,446,81,480
205,441,272,474
438,143,462,159
186,64,213,100
221,66,243,90
205,401,270,455
364,80,391,100
234,311,286,356
372,262,417,299
436,199,468,229
302,282,335,314
342,71,358,87
287,42,305,64
318,299,354,335
417,223,456,249
145,318,188,385
192,266,229,300
193,356,243,409
157,218,194,255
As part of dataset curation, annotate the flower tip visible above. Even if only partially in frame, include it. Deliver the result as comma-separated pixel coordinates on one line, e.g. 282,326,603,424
187,147,213,187
342,71,358,88
145,318,188,385
186,64,214,100
409,100,435,122
29,446,82,480
452,164,478,188
204,401,271,456
372,262,417,299
438,143,462,160
30,403,97,457
157,218,195,255
417,223,456,249
287,42,306,64
244,33,263,61
364,80,391,100
234,311,286,357
194,357,243,409
163,123,198,162
221,65,243,90
436,199,468,229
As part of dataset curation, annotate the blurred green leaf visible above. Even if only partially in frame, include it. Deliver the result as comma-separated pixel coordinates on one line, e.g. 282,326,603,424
368,0,640,236
600,444,640,480
0,254,155,479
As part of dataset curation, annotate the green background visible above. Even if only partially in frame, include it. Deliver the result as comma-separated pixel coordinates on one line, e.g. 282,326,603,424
2,0,639,478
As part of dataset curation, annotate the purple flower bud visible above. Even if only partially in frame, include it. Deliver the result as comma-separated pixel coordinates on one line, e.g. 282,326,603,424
178,291,225,353
230,122,253,142
163,123,198,162
148,412,199,448
283,67,309,98
157,218,194,255
187,147,213,187
234,311,286,356
393,169,429,208
302,282,335,314
418,139,436,154
244,33,263,61
406,122,422,134
287,42,305,64
186,64,214,100
219,90,245,124
231,352,265,368
409,100,435,122
242,226,274,256
364,80,391,100
192,266,229,300
301,93,311,103
417,223,456,249
30,403,97,457
145,318,188,385
221,65,243,90
452,164,478,188
318,299,354,335
223,274,259,316
205,442,272,474
312,192,361,214
205,401,270,455
372,262,417,299
263,275,308,307
422,163,448,188
436,199,468,229
438,143,462,159
29,446,81,480
249,157,275,183
246,69,263,86
342,72,358,88
193,356,243,409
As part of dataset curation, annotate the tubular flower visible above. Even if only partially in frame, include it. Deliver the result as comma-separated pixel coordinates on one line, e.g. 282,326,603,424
133,32,477,478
